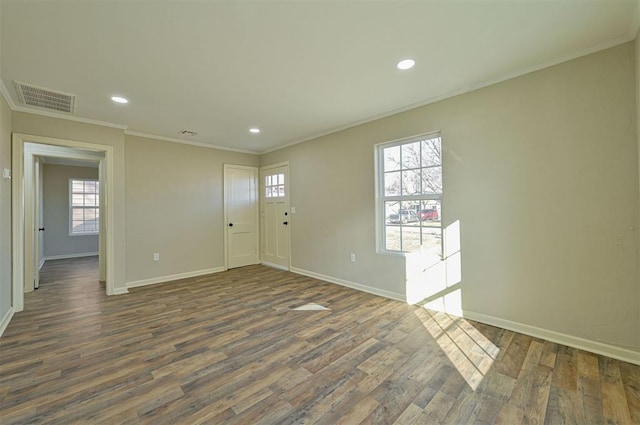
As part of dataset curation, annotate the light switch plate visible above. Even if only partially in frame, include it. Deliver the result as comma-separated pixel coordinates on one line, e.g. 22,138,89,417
291,207,296,214
2,168,11,179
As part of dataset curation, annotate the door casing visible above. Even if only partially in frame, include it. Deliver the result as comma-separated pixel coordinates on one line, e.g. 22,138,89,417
12,134,114,312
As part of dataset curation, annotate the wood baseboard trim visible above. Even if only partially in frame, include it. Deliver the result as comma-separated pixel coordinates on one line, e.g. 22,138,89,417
126,267,226,289
290,267,405,303
0,307,15,338
43,252,99,262
463,310,640,366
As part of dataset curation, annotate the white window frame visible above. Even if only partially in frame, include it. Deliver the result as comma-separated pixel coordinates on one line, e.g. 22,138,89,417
375,132,443,255
69,178,99,236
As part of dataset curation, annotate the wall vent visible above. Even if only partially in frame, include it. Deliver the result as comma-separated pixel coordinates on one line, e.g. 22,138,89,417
14,81,75,113
178,129,198,136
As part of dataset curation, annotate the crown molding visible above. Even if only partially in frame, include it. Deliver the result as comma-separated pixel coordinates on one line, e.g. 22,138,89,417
124,130,259,155
11,105,128,130
260,35,635,155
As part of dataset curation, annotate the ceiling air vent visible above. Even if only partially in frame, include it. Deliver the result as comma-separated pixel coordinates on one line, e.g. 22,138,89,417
13,81,75,113
178,129,198,136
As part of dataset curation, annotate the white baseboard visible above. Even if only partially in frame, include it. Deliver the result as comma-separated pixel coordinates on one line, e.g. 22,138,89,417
463,310,640,366
0,307,15,338
261,261,289,271
126,267,226,289
290,267,405,302
38,258,45,270
43,252,99,262
112,287,129,295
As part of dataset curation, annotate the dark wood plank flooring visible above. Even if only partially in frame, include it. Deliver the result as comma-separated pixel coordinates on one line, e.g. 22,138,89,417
1,257,638,424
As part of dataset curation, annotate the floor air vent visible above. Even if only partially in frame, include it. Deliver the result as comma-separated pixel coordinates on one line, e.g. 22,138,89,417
14,81,75,113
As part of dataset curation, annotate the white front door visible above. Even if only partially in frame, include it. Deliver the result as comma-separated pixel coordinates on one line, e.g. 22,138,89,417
224,164,259,269
260,163,290,270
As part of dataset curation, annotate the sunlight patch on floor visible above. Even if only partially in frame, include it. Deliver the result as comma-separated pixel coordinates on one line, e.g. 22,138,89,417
415,307,499,390
290,303,331,311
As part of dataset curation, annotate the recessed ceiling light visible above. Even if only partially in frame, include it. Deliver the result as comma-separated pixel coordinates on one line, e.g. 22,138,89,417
397,59,415,70
111,96,128,104
249,128,260,134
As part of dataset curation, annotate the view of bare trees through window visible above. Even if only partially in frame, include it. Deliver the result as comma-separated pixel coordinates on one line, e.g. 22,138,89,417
380,135,442,254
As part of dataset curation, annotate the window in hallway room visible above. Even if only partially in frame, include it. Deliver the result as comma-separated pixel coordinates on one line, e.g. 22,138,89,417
69,179,99,235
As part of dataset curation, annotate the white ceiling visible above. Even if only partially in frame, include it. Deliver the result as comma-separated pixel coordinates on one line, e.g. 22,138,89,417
2,1,638,153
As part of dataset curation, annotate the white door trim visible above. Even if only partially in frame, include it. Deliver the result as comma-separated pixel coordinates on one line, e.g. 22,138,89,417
12,133,115,312
260,161,290,172
259,161,291,270
223,164,259,270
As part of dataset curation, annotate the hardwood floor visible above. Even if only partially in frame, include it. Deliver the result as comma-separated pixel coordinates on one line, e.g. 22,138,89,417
1,257,638,424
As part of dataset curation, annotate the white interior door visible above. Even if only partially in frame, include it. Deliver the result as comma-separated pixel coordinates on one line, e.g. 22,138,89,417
224,164,259,269
260,163,290,270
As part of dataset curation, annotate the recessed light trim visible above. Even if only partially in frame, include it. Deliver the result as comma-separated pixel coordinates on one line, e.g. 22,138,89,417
111,96,128,104
397,59,415,70
249,128,260,134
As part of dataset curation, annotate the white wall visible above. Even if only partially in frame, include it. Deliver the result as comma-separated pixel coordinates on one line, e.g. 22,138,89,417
125,135,259,284
42,163,99,258
262,42,640,355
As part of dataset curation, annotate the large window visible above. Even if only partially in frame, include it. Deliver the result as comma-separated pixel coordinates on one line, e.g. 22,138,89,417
377,133,442,255
70,179,99,235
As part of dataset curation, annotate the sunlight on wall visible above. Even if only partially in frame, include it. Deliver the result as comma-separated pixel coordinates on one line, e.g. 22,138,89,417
414,307,499,390
406,220,462,315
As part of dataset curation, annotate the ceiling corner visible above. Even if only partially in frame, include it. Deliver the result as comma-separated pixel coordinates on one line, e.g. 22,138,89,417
0,78,17,110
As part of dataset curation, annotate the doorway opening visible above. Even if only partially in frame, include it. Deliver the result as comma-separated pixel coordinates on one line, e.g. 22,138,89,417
12,134,115,313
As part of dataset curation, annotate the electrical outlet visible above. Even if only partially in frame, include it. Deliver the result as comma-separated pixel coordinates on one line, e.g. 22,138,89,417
153,253,159,261
350,253,356,263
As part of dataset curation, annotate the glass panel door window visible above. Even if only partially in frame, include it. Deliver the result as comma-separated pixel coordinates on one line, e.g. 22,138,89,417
265,173,285,198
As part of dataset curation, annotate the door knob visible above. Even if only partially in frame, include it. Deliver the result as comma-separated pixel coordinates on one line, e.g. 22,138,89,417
283,221,288,225
38,227,45,231
228,223,233,227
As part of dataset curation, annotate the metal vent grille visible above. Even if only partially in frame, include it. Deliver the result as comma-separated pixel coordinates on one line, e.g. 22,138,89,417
14,81,75,113
178,129,198,136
